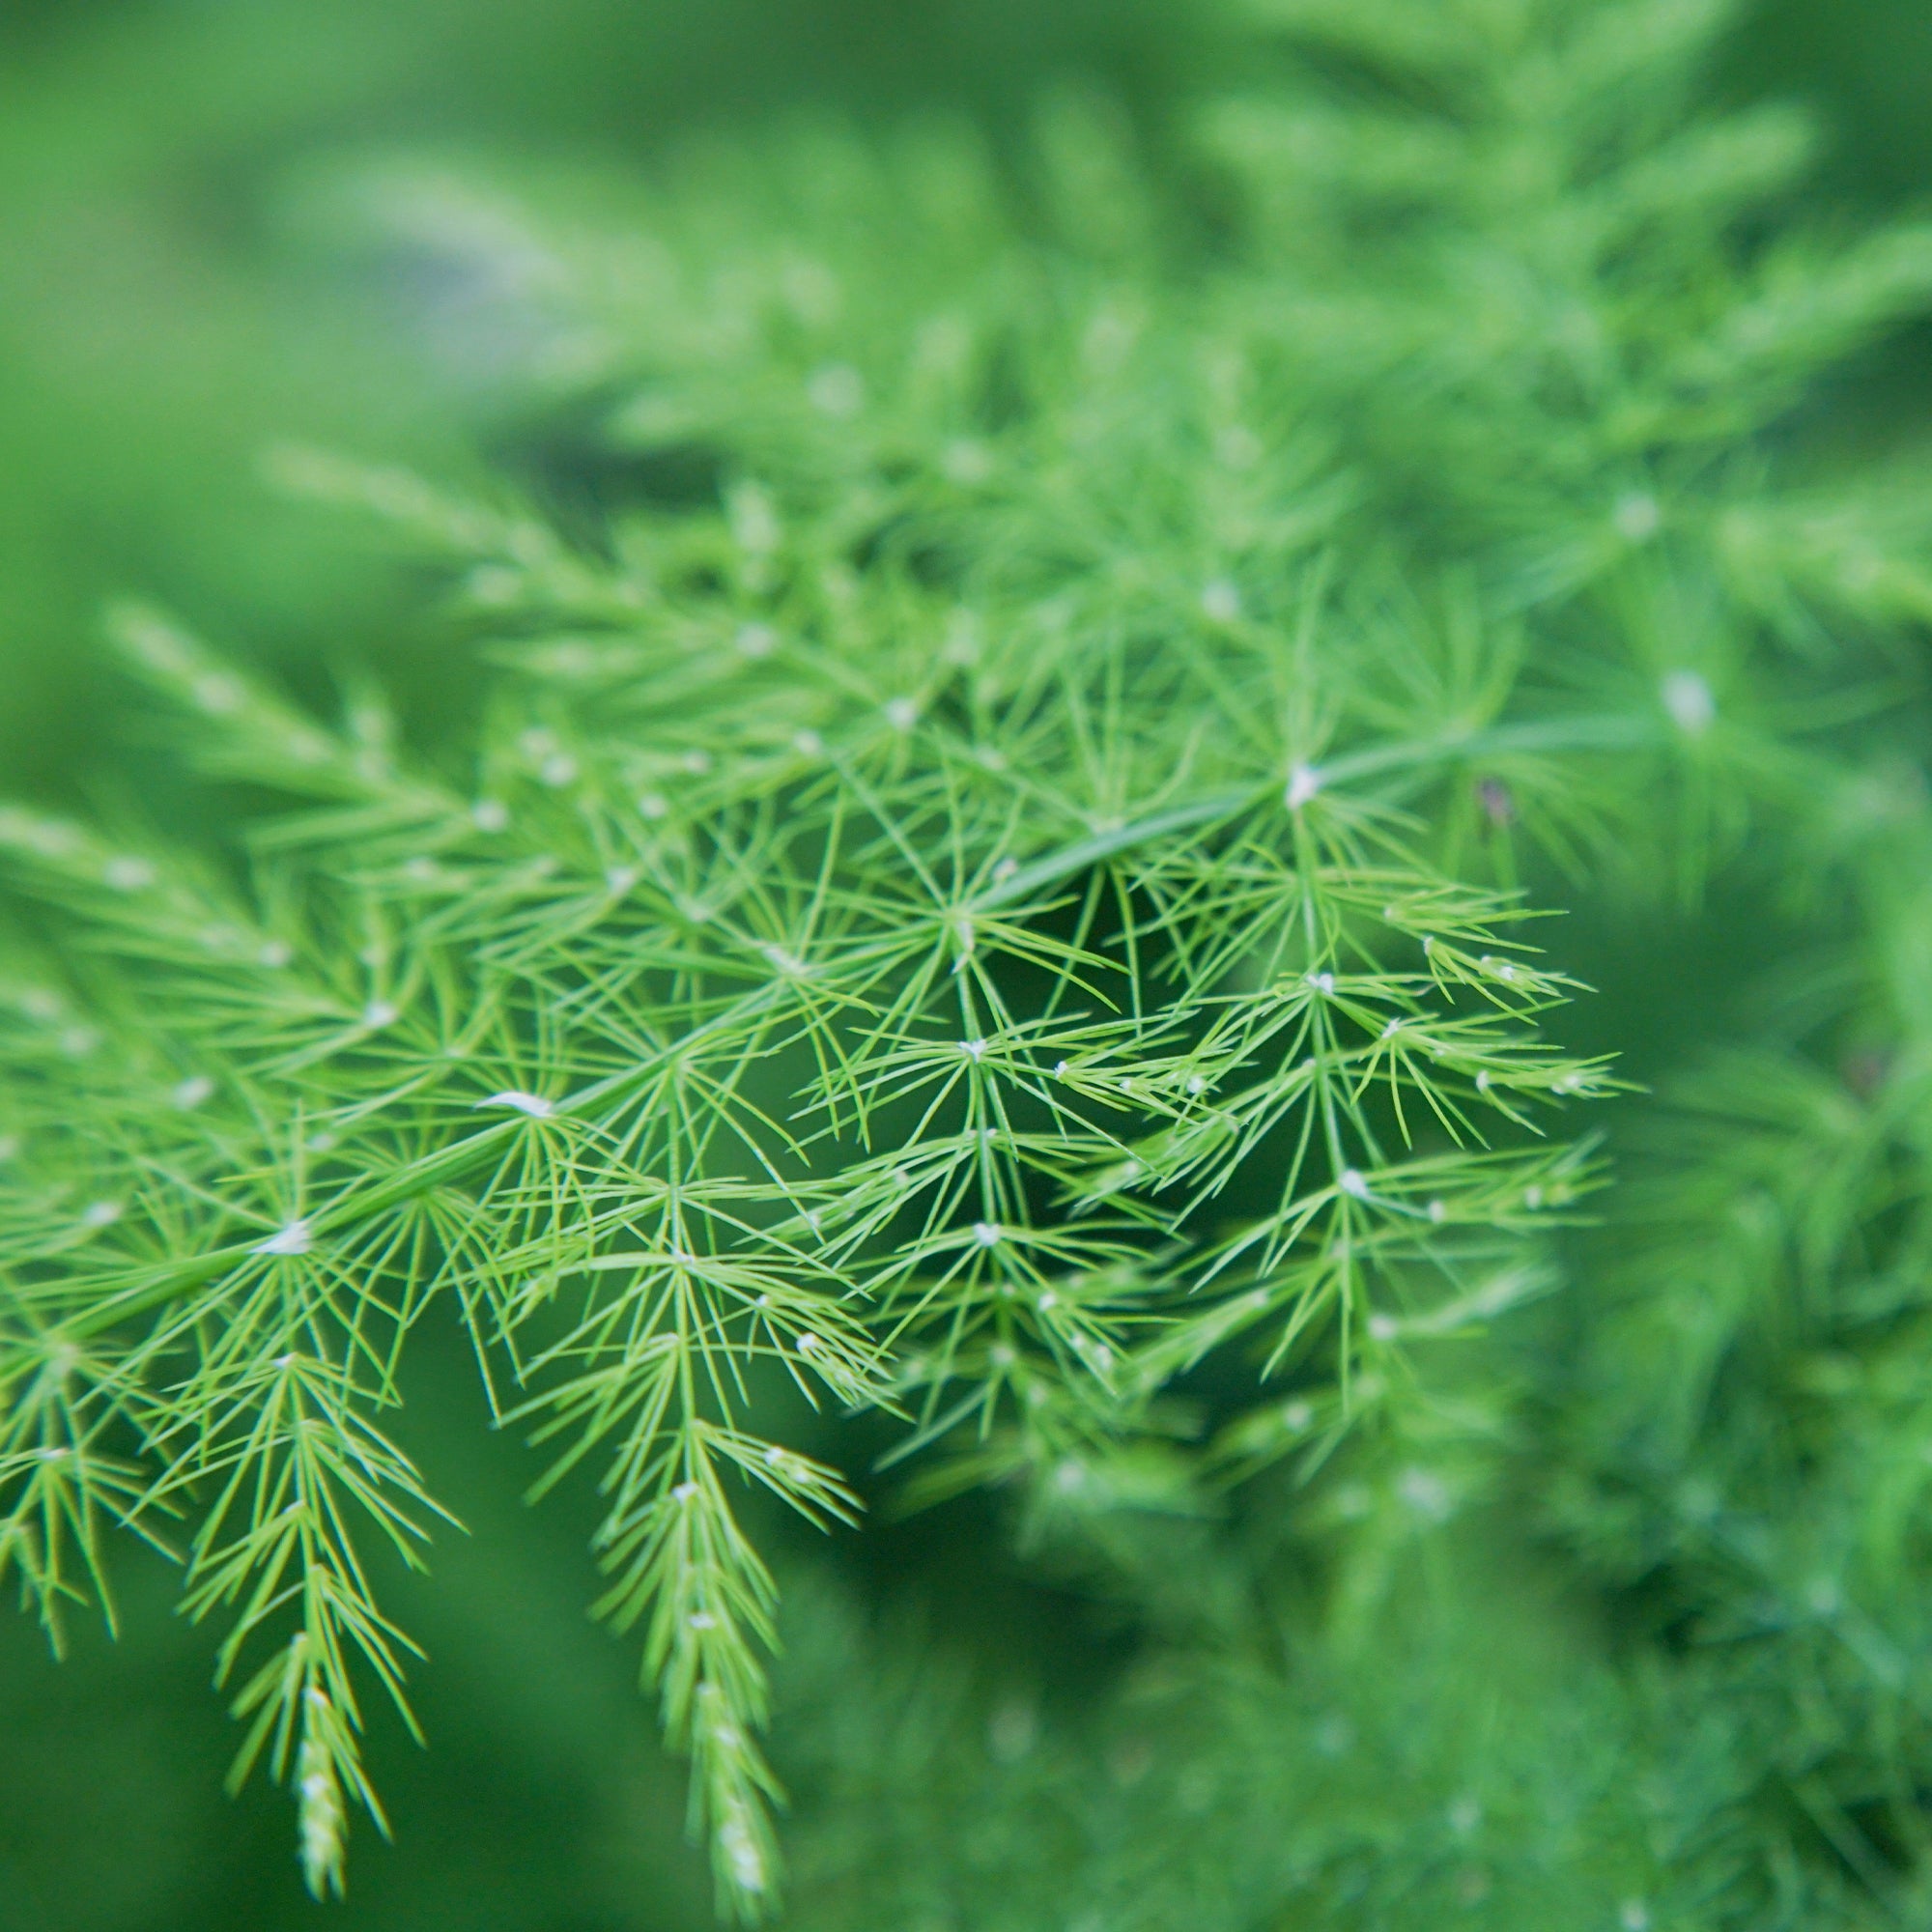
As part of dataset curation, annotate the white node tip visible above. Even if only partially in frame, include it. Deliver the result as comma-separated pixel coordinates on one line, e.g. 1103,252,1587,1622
479,1091,554,1119
1613,492,1662,542
1661,668,1717,736
257,1219,313,1258
1201,578,1241,623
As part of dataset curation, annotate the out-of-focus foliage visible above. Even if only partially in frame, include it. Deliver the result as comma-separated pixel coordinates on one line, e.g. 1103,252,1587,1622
0,0,1198,801
7,2,1932,1930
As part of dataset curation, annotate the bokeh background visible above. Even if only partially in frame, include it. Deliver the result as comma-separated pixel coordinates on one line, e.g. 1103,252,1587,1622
2,4,1930,1926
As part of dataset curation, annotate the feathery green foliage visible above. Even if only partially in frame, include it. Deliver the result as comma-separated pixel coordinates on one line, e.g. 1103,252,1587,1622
8,0,1932,1922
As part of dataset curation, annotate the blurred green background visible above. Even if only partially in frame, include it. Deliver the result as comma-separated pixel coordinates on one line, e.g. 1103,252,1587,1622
2,3,1930,1927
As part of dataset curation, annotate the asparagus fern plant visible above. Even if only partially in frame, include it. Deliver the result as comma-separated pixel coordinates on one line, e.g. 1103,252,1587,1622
8,0,1932,1920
